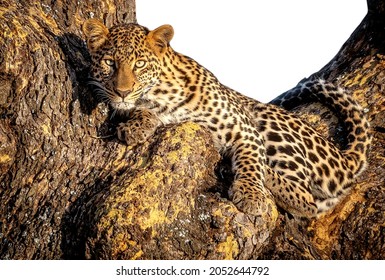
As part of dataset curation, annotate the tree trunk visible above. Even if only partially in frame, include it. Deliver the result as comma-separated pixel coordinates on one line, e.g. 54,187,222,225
1,0,384,260
0,0,136,259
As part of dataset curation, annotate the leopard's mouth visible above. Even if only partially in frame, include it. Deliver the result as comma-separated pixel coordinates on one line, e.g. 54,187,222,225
108,83,155,111
109,89,142,109
110,92,148,111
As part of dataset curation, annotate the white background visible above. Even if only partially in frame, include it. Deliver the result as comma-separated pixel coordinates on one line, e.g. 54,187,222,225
136,0,366,102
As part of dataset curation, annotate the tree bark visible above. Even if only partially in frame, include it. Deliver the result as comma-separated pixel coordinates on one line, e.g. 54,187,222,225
0,0,136,259
1,0,384,260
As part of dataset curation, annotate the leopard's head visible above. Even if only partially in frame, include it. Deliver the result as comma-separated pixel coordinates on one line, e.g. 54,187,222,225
82,19,174,110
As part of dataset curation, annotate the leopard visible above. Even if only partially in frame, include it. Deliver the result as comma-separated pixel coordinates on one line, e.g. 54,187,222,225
82,18,371,218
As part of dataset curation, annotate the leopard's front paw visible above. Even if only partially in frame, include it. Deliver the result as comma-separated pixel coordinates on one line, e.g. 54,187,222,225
116,109,160,146
117,120,158,147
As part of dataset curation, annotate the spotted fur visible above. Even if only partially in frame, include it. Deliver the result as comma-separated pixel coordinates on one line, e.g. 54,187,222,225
82,19,371,218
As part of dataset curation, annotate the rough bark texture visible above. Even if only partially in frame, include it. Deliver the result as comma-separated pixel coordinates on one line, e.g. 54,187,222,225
0,0,137,259
1,0,384,260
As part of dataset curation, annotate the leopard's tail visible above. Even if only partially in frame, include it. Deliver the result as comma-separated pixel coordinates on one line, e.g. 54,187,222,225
269,79,371,175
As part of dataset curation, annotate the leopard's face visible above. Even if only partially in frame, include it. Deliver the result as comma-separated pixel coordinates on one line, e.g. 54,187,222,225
83,20,174,111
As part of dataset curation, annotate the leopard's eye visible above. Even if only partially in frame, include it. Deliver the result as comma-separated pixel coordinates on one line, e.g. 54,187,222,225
135,60,146,69
103,59,115,67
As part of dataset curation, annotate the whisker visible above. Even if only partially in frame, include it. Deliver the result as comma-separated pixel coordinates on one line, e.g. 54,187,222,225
110,108,118,119
86,79,117,105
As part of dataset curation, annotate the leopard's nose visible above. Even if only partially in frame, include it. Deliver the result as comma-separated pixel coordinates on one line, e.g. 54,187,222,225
116,89,131,98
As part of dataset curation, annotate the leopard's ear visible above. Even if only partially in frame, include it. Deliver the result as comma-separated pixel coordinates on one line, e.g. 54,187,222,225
147,24,174,54
82,19,109,53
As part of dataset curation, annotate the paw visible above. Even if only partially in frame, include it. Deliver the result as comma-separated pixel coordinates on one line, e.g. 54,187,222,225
230,190,270,216
117,109,160,146
229,180,276,217
117,120,152,146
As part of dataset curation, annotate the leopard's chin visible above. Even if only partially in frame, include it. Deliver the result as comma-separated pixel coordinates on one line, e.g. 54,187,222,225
111,101,134,111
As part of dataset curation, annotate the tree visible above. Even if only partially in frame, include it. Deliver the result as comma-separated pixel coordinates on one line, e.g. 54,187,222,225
0,0,384,259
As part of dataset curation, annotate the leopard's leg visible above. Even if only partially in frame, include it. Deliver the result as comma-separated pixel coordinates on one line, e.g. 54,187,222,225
228,134,276,216
264,167,317,218
117,108,160,146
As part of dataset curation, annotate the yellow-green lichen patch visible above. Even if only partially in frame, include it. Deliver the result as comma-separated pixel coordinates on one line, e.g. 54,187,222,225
212,203,240,259
0,154,12,164
217,235,239,260
163,123,205,164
